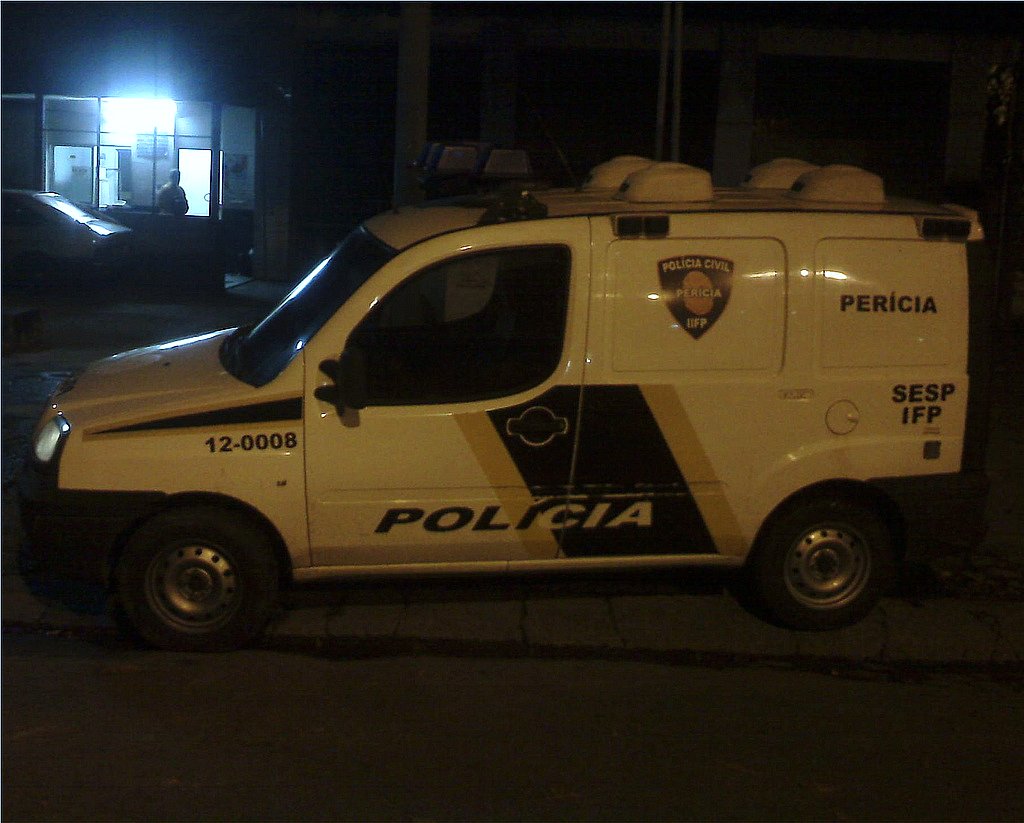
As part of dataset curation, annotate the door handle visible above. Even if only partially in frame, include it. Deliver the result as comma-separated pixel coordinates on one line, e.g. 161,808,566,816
505,406,569,447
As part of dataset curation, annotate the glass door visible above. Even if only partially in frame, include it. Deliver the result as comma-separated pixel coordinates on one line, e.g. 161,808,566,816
177,148,212,217
51,146,95,204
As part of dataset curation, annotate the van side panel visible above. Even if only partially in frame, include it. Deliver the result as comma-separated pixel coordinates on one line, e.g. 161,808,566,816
866,238,993,552
610,238,786,372
756,230,971,547
587,214,976,560
815,238,966,370
812,237,968,480
587,220,790,556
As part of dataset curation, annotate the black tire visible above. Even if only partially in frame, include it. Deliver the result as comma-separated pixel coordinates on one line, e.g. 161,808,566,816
746,498,895,630
115,506,279,651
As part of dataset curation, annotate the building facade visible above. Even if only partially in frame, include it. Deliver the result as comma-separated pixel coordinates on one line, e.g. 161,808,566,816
2,4,1018,285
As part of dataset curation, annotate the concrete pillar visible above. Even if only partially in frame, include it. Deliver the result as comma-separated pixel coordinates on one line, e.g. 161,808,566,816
670,1,683,162
254,101,292,282
711,25,757,186
393,2,431,207
945,35,994,188
480,25,517,146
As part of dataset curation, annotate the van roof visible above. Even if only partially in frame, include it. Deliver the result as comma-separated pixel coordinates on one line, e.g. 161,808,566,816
365,159,980,250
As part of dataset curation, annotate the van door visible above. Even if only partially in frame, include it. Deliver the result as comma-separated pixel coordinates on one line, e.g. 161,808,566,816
303,221,591,567
563,226,787,559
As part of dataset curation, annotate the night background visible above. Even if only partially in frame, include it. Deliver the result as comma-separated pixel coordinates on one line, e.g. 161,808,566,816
2,1,1021,304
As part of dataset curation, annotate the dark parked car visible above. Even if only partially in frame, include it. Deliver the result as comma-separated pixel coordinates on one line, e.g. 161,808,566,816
2,190,134,283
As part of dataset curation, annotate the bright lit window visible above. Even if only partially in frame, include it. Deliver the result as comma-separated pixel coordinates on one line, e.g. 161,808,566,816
36,94,253,211
100,98,177,135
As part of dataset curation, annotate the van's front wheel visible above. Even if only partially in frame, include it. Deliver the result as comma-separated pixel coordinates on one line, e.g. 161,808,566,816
748,499,895,630
116,506,278,651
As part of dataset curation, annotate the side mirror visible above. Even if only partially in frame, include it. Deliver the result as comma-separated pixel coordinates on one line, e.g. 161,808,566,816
315,348,368,411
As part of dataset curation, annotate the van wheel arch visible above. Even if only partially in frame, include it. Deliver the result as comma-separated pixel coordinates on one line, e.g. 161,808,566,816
742,480,903,630
753,479,907,565
109,492,293,590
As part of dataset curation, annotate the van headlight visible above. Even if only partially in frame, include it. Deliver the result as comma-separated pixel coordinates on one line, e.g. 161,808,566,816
34,415,71,463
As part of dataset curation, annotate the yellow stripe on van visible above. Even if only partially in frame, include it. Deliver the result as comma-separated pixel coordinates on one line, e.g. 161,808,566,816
640,384,746,556
456,412,558,560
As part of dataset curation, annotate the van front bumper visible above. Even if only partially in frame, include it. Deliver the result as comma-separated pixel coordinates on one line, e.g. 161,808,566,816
16,463,165,586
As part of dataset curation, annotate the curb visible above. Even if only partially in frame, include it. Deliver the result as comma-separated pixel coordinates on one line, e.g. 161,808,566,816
259,594,1024,665
4,573,1022,665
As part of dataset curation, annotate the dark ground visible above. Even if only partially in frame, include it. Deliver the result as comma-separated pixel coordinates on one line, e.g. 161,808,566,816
4,630,1023,822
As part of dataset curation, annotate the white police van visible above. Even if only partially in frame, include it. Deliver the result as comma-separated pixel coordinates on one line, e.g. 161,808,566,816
19,157,993,650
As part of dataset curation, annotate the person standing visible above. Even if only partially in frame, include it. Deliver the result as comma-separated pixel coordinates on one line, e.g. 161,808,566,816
156,169,189,216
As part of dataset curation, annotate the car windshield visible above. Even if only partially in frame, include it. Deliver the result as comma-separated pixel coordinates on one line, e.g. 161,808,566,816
221,225,397,387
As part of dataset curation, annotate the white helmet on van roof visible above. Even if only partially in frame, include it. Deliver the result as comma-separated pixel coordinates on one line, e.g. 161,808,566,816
618,161,714,203
789,164,886,204
743,157,820,189
583,155,655,190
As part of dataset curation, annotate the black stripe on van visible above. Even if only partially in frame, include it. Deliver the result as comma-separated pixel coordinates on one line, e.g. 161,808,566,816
95,397,303,434
486,385,580,497
562,385,717,556
487,384,717,556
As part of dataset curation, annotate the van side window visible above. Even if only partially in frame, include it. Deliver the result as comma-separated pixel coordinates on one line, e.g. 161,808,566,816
349,245,570,405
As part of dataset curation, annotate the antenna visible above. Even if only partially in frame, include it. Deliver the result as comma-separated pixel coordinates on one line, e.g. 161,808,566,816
655,2,685,162
519,87,578,189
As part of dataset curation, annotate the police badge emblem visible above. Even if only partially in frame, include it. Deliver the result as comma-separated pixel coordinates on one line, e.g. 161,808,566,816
657,255,734,339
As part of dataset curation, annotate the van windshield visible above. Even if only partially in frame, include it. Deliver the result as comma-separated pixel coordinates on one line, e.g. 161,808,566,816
221,226,397,386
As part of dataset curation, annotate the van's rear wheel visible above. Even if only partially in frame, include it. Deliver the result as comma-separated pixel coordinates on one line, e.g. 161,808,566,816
116,506,278,651
748,498,894,630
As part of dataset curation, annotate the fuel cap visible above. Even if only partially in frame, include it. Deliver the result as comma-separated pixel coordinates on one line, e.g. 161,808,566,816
826,400,860,435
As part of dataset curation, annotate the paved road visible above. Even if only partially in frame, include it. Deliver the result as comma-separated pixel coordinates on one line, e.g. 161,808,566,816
4,631,1023,822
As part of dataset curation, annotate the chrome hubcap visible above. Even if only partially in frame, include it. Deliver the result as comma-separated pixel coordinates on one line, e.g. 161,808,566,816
146,544,239,630
784,526,870,609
